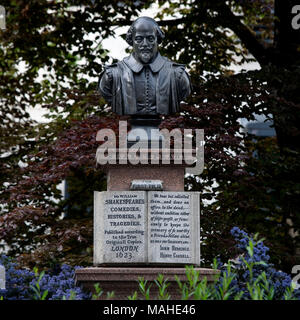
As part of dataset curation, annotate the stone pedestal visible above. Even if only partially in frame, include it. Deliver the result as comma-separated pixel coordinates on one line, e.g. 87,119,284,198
75,267,219,300
74,147,214,299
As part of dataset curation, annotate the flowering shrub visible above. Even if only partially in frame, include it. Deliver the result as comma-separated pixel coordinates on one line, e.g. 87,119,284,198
136,228,300,300
31,264,90,300
0,255,34,300
0,227,299,300
0,255,90,300
215,227,300,300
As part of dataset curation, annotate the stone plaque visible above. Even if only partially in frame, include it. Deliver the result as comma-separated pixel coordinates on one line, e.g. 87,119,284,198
148,192,200,265
94,191,147,264
94,190,200,265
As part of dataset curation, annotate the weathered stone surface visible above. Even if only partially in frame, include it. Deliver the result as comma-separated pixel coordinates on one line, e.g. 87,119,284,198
148,191,200,265
94,191,147,264
94,191,200,265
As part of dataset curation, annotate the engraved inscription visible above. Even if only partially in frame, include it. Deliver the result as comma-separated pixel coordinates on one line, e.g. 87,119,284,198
96,191,146,263
148,192,193,263
94,190,200,265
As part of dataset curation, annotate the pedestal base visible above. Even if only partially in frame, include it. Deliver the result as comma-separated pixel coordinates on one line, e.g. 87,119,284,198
75,267,219,300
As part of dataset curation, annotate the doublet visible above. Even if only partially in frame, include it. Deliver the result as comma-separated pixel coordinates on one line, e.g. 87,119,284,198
98,53,191,115
134,65,157,115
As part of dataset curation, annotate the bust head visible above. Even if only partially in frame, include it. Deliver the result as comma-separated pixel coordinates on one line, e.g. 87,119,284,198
126,17,165,64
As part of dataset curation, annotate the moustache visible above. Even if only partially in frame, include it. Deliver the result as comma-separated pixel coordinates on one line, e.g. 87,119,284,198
138,46,152,50
140,49,152,54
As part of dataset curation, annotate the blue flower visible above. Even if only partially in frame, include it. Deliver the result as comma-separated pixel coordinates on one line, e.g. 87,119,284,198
0,255,90,300
215,227,300,299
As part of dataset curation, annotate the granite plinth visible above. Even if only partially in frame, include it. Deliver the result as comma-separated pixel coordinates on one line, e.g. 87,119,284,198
75,267,219,300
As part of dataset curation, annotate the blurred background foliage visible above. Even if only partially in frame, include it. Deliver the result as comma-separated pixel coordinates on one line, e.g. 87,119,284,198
0,0,299,272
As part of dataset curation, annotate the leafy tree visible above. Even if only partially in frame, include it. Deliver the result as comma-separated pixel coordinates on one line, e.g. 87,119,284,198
158,0,300,271
0,0,299,271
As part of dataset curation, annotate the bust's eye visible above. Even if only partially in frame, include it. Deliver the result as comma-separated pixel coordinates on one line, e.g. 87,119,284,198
148,36,155,42
135,37,142,43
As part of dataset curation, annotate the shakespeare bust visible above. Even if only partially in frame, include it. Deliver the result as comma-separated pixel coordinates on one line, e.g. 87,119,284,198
98,16,191,116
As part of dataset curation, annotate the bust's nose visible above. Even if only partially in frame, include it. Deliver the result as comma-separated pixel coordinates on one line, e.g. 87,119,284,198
141,37,149,47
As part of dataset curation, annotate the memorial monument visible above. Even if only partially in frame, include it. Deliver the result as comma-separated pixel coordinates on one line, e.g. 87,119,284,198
75,16,216,299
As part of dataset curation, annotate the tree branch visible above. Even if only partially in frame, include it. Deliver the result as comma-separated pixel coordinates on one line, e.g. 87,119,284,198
214,2,270,66
113,17,186,27
114,3,273,66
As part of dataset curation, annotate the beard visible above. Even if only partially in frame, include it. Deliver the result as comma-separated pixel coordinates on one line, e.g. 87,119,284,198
139,50,152,63
134,46,157,64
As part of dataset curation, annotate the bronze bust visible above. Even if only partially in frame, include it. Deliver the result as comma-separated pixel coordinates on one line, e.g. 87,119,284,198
98,16,191,116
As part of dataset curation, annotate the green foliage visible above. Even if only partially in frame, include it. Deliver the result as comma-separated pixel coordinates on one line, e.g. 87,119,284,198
62,290,77,300
138,277,152,300
129,233,299,300
106,291,115,300
175,268,212,300
30,267,48,300
133,263,296,300
216,137,300,271
128,291,138,300
154,274,171,300
92,283,103,300
91,282,115,300
0,0,299,273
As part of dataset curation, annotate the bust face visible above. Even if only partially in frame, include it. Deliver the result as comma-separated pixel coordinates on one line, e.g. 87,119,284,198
132,19,158,64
